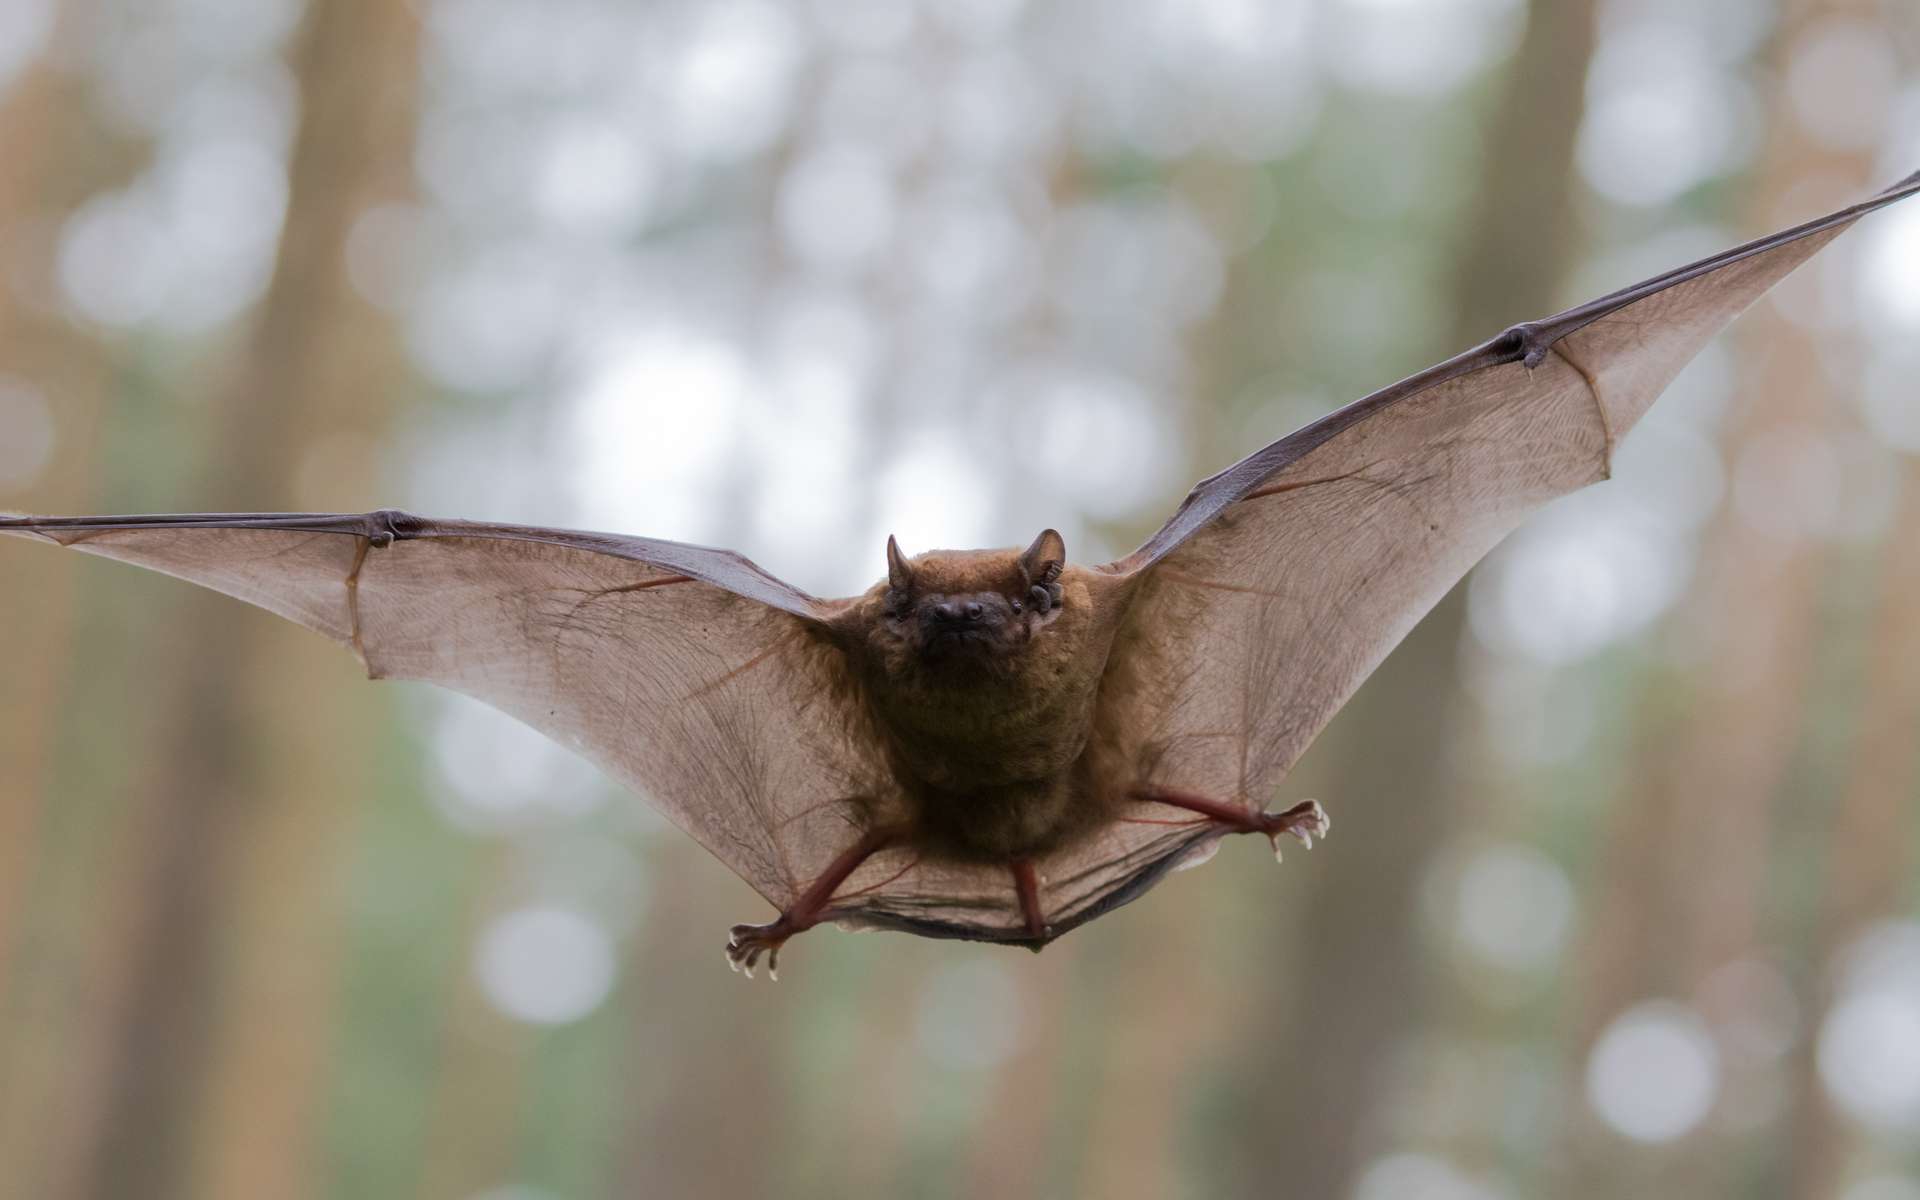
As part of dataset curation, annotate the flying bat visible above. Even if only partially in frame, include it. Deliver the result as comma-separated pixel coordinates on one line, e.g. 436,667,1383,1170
6,171,1917,978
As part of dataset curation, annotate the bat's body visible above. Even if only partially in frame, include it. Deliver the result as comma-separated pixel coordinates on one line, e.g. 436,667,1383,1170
6,171,1917,976
841,540,1123,859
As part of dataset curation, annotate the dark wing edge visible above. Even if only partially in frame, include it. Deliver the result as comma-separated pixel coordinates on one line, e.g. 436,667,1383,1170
0,509,829,625
1110,167,1920,576
831,826,1223,948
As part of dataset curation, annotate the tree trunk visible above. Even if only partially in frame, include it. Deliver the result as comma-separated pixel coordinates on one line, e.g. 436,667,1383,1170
1235,3,1598,1194
0,13,144,1194
35,3,425,1197
1568,2,1883,1195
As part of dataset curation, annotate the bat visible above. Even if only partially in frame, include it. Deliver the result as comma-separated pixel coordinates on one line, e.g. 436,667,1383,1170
6,171,1917,979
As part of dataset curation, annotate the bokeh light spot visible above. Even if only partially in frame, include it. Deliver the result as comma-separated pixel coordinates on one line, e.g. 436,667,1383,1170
57,191,174,327
1452,844,1575,976
1818,921,1920,1132
1587,1001,1721,1142
475,905,617,1026
1354,1153,1510,1200
872,436,999,556
431,694,604,829
409,245,565,393
1818,990,1920,1131
1469,505,1685,666
534,115,655,236
778,144,897,271
0,0,52,95
1325,0,1524,99
668,0,802,162
1786,18,1898,151
1578,22,1746,207
1016,367,1180,521
569,325,755,543
1860,205,1920,332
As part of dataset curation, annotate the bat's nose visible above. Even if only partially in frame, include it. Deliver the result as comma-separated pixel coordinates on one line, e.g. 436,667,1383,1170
932,601,988,626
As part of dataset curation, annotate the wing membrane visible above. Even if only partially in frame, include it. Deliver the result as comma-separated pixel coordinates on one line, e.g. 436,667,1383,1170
1,512,881,908
2,509,1146,939
1104,171,1918,814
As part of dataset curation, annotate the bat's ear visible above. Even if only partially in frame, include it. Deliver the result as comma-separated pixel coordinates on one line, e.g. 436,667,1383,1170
1019,528,1066,586
886,534,914,591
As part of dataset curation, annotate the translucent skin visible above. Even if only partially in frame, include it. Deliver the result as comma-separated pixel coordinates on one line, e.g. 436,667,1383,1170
10,171,1913,962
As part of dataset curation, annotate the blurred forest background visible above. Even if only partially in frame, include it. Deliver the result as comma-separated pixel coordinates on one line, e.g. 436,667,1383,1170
2,0,1919,1197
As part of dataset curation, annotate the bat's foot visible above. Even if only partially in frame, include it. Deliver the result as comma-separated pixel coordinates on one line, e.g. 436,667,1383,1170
726,917,801,980
723,827,901,981
1256,799,1330,863
1133,789,1331,862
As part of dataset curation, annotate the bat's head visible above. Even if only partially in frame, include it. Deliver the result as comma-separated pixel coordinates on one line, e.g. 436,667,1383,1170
868,529,1068,675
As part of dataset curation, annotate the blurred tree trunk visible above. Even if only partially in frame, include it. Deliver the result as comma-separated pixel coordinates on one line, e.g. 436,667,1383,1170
413,849,533,1200
178,0,423,1190
1073,900,1241,1199
1778,3,1917,1181
614,851,785,1199
962,949,1076,1198
794,949,921,1200
1232,3,1596,1194
0,0,76,968
1570,2,1880,1194
28,3,425,1198
1785,472,1920,1199
0,15,141,1196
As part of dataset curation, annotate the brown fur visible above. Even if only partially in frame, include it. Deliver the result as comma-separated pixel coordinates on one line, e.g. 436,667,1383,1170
827,542,1135,863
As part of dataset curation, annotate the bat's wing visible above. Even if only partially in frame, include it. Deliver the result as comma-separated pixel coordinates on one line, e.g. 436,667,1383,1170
0,510,891,911
1092,170,1920,848
0,511,1225,945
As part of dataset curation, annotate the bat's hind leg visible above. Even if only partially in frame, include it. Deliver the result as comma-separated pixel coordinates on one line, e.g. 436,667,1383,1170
726,828,895,979
1133,790,1331,863
1011,860,1050,947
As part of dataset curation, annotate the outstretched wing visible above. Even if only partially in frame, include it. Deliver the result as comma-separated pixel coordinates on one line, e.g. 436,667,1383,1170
0,510,889,910
0,511,1223,944
1101,170,1920,824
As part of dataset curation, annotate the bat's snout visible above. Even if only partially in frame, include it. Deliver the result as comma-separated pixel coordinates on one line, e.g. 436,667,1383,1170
914,592,1016,660
932,600,988,626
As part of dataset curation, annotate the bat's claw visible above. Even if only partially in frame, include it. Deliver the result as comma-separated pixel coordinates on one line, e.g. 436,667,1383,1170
1134,789,1333,863
726,919,794,980
1258,799,1330,864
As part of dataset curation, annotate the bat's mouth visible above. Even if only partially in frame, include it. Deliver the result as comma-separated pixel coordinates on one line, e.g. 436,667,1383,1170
923,627,997,657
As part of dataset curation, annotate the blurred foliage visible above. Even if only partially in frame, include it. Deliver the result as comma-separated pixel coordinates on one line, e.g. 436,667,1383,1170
2,0,1920,1198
